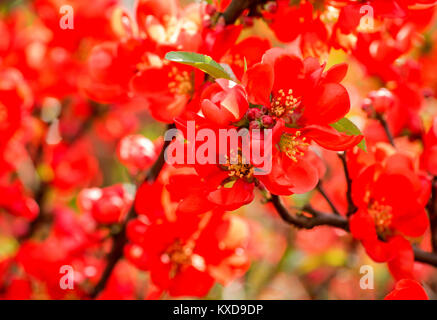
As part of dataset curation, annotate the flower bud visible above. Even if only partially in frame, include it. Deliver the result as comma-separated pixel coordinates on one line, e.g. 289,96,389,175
205,4,216,16
243,16,254,27
201,79,249,126
265,1,278,14
368,88,395,114
249,121,261,130
117,134,157,172
261,115,274,128
78,184,133,224
246,108,262,121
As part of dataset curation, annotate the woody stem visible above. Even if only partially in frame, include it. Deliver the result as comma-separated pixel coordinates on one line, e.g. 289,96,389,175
316,181,340,215
428,177,437,252
90,124,175,298
338,151,357,216
376,113,396,147
222,0,269,24
270,194,437,268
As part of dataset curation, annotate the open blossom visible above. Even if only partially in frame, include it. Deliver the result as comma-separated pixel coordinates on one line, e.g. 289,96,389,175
350,149,430,279
384,279,429,300
127,169,250,297
2,0,437,302
0,181,39,221
0,67,33,149
242,49,362,149
125,211,250,297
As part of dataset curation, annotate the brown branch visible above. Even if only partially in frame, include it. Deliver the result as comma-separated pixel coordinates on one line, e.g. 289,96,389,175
222,0,268,24
316,181,340,215
89,207,135,298
338,151,357,216
20,105,106,242
90,0,271,298
376,114,396,147
413,246,437,267
428,176,437,252
270,195,349,231
270,194,437,268
89,124,175,299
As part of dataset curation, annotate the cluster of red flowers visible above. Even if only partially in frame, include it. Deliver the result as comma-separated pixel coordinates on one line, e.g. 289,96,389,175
1,0,437,300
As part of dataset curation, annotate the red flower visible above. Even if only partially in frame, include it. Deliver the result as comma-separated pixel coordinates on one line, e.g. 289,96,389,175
350,152,430,279
117,134,159,173
127,183,250,297
242,49,362,164
263,1,312,43
78,184,133,224
351,23,416,81
81,39,152,103
131,62,204,123
47,141,100,191
220,36,271,80
243,50,352,128
200,79,249,127
263,2,329,57
0,67,33,150
421,117,437,175
33,0,119,50
136,0,202,49
384,279,429,300
0,181,39,221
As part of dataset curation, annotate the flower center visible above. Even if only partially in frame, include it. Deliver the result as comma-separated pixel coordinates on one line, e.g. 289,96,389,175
368,200,393,235
221,153,254,181
168,67,193,95
279,131,309,162
222,53,244,68
270,89,300,118
161,239,193,277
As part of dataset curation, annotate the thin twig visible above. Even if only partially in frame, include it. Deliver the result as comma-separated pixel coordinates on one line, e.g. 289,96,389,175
270,195,349,230
428,176,437,252
20,105,105,242
90,124,175,298
376,114,396,147
222,0,267,24
270,194,437,268
316,181,340,215
338,151,357,216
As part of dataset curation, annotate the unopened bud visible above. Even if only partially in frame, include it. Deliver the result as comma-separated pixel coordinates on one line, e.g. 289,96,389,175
369,88,394,114
205,4,216,16
247,108,262,121
249,121,261,130
202,18,212,29
361,98,375,118
265,1,278,14
243,16,254,27
261,115,274,128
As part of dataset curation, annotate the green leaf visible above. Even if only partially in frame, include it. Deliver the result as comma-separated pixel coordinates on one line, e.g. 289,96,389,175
165,51,232,80
330,117,367,152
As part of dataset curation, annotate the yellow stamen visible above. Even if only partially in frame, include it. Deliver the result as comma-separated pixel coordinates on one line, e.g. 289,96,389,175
279,131,309,162
270,88,299,118
167,67,193,95
221,153,254,180
368,200,393,235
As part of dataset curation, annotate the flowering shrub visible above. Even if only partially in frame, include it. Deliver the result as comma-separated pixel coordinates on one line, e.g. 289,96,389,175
1,0,437,300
